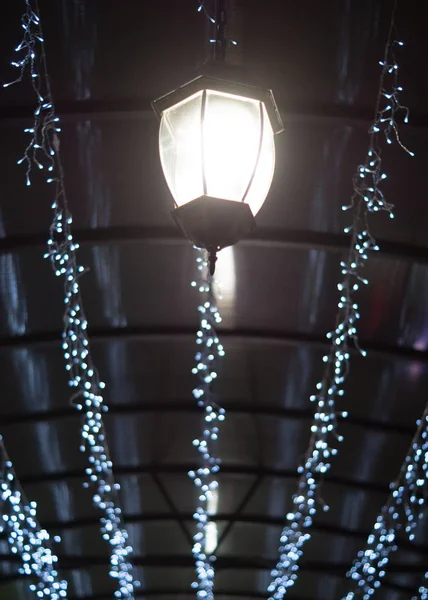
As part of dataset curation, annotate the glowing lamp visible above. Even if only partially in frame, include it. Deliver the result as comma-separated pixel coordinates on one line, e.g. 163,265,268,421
153,76,283,273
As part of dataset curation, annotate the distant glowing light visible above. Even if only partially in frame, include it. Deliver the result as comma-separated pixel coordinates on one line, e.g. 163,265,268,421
205,522,218,555
205,489,219,554
214,246,236,316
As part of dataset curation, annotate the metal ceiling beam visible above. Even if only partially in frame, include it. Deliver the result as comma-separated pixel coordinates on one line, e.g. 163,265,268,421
0,583,306,600
1,325,428,368
61,576,420,600
66,593,309,600
23,511,428,558
0,575,415,598
64,586,415,600
1,224,428,265
150,471,193,547
0,552,424,575
1,398,416,437
214,474,265,554
0,97,426,128
18,462,390,495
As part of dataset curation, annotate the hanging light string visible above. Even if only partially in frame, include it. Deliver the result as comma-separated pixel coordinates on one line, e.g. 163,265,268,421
3,0,58,187
196,0,238,48
343,400,428,599
413,573,428,600
188,4,228,597
188,249,225,600
4,2,138,598
0,437,68,599
267,3,412,599
197,0,216,24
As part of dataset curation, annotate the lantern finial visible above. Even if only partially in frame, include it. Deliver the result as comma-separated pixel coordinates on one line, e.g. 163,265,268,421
208,249,218,276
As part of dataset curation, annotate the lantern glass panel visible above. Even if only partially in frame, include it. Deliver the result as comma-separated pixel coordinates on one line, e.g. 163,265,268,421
159,88,275,216
159,91,204,206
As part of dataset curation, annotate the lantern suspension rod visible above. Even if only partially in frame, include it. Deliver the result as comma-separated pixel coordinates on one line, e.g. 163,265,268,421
203,0,229,275
208,0,226,276
214,0,227,62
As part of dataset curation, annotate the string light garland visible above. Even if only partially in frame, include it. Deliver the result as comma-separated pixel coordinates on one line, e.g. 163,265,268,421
188,248,225,600
196,0,238,47
413,574,428,600
5,2,138,597
267,3,412,598
186,5,231,596
197,1,215,24
0,437,68,599
343,400,428,599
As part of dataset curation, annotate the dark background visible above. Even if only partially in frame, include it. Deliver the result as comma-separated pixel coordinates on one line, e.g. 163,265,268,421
0,1,428,599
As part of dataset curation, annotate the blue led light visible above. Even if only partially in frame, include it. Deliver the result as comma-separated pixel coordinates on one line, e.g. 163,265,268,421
266,27,412,600
343,406,428,598
0,437,68,598
188,249,225,600
413,575,428,600
5,1,138,597
196,0,215,24
196,0,238,46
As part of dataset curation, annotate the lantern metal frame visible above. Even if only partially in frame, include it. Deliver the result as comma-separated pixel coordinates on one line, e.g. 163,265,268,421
152,75,284,135
152,75,283,274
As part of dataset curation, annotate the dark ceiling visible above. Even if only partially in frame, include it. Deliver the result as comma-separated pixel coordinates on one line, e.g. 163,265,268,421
1,1,428,599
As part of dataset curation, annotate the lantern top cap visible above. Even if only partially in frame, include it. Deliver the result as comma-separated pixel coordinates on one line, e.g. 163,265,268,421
152,75,284,134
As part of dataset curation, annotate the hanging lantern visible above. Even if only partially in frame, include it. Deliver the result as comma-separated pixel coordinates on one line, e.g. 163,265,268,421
153,76,282,273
